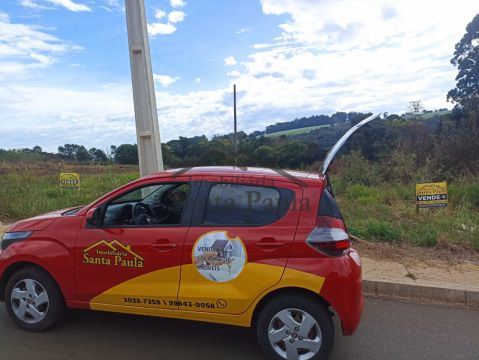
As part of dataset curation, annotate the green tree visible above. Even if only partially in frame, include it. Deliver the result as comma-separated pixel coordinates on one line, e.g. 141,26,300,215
109,145,117,161
161,144,180,168
88,148,107,164
114,144,138,164
406,100,425,121
448,14,479,115
253,145,277,167
57,144,91,163
277,141,309,169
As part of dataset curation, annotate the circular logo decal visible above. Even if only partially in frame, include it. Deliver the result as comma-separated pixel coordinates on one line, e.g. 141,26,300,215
192,231,247,282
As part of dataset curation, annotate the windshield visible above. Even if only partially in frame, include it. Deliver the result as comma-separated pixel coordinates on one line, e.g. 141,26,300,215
111,184,167,204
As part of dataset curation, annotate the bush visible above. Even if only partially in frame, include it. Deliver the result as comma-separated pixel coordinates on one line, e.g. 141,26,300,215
379,150,417,183
336,151,380,186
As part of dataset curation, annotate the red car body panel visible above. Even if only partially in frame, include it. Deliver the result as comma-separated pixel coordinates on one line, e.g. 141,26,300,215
0,167,363,334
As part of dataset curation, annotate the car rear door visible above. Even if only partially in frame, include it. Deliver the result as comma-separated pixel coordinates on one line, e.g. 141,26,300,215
177,176,302,314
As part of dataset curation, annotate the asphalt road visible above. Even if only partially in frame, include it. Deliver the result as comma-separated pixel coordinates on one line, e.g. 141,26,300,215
0,298,477,360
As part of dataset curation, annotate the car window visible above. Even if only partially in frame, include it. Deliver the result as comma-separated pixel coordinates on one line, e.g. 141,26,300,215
111,184,165,204
203,184,289,226
104,183,190,226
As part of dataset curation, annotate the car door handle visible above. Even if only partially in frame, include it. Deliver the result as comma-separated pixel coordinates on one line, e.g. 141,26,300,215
256,238,286,249
152,242,177,251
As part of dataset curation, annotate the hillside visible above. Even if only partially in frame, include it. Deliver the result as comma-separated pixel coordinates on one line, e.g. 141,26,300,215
263,124,332,137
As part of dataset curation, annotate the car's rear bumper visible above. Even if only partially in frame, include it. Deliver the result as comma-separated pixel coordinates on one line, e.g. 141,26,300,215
319,249,363,335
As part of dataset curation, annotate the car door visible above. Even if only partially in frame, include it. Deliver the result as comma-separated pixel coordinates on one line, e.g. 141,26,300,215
177,177,302,314
75,178,199,311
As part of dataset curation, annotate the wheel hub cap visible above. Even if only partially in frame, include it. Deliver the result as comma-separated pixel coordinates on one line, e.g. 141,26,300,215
11,279,49,324
268,308,322,360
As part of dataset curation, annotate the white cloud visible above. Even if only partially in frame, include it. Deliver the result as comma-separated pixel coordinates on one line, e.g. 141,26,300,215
21,0,91,12
148,6,187,37
0,83,234,152
154,9,166,19
219,0,479,117
20,0,50,10
101,0,123,12
153,74,179,87
155,88,234,141
0,13,80,78
236,28,251,34
227,70,240,77
224,56,237,66
0,83,136,151
46,0,91,12
148,22,177,36
195,77,202,83
168,11,186,24
170,0,186,8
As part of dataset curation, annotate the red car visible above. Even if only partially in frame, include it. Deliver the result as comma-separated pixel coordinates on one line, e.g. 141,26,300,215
0,114,378,360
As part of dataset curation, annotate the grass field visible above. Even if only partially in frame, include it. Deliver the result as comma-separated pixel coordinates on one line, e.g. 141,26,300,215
263,124,331,137
0,165,139,221
0,165,477,252
420,110,450,120
334,179,479,251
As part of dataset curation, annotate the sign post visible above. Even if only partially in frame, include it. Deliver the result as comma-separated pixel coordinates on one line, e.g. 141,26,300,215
416,182,448,213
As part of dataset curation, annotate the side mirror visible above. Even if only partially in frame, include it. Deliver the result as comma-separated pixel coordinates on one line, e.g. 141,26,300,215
86,207,103,227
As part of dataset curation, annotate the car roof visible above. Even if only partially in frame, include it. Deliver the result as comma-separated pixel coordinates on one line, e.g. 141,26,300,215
143,166,324,185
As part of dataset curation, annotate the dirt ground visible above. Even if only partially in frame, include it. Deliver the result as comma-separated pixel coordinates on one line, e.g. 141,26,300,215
353,237,479,291
353,237,479,265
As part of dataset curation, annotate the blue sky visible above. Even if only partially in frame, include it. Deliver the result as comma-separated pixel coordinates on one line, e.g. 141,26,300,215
0,0,478,152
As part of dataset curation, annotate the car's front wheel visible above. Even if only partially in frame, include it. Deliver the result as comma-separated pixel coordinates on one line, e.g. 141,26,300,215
5,267,65,331
257,295,334,360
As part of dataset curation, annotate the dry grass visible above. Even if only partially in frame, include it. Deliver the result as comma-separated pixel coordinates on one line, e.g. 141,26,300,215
0,161,137,176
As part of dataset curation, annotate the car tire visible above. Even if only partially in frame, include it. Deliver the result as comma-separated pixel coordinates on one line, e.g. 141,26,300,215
257,295,334,360
5,267,65,331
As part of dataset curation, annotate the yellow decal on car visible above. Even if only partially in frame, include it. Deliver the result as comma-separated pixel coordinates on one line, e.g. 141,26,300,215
192,231,247,282
83,240,144,268
89,265,326,327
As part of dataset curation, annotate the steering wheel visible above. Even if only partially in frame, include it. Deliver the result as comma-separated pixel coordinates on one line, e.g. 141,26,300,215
132,202,156,225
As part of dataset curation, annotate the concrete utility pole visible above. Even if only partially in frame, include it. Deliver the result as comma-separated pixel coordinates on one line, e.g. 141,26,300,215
233,84,237,165
125,0,164,176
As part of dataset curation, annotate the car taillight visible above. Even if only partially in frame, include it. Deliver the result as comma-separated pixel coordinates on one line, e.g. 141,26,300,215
307,189,350,256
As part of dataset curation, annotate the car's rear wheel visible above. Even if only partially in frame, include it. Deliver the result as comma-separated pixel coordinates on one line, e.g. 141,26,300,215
5,267,65,331
257,295,334,360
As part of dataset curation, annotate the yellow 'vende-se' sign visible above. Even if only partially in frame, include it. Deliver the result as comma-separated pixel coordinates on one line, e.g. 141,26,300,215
60,172,80,190
416,182,447,208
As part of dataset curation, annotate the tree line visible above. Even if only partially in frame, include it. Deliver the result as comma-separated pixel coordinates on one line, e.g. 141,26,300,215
1,105,476,182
